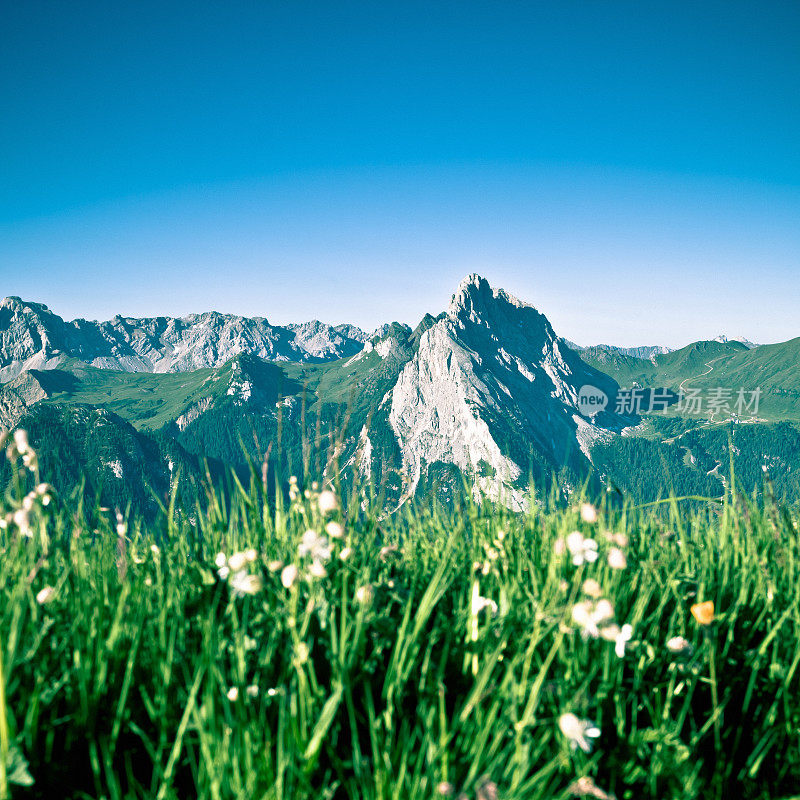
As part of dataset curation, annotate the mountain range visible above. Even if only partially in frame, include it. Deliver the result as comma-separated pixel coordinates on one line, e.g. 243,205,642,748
1,276,798,514
0,295,371,381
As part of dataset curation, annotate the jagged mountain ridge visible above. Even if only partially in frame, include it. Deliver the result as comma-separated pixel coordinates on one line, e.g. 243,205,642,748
564,340,674,362
359,275,636,509
0,296,371,382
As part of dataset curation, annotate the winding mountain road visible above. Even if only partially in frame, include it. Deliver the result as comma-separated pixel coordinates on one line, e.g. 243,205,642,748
678,356,728,393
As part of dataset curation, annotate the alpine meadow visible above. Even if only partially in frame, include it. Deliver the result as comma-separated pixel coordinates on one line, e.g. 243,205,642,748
3,2,800,799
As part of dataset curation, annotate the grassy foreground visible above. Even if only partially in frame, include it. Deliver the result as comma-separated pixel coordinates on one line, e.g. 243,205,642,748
1,434,800,799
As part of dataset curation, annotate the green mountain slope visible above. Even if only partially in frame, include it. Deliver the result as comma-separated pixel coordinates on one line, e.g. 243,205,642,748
581,340,749,390
0,403,207,517
683,337,800,421
585,338,800,422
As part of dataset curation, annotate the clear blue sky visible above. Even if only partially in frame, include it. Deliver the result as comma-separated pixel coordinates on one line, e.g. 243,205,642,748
1,0,798,347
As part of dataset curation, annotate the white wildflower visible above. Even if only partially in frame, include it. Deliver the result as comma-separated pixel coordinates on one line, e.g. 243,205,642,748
13,429,29,454
317,490,339,514
325,521,344,539
216,552,231,579
36,586,56,605
582,579,602,598
228,551,248,571
580,503,598,524
566,531,599,566
226,686,239,701
471,592,498,616
298,529,331,562
558,712,601,753
572,599,615,638
308,560,328,579
603,531,629,548
601,623,633,657
568,775,614,799
666,636,693,654
229,571,263,597
36,483,52,505
339,546,352,561
13,508,32,537
281,563,298,588
246,684,259,698
607,548,627,570
244,548,258,563
355,585,374,606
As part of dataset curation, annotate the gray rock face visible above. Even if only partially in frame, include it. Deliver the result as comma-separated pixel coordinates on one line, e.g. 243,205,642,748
286,320,366,360
0,371,48,429
376,275,635,508
0,296,368,381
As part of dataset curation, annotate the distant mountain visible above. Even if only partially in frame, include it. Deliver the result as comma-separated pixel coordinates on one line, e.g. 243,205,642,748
581,339,750,390
0,296,369,381
714,334,760,349
353,275,635,509
564,340,673,361
2,277,797,513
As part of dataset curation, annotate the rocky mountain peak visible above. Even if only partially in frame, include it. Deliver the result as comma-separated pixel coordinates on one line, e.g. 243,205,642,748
446,274,555,360
448,274,532,320
1,297,54,317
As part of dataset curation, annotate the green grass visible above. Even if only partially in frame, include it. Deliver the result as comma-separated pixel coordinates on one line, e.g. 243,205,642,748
1,437,800,799
31,360,223,431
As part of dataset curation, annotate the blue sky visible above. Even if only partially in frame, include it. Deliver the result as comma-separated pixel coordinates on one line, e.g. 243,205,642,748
1,0,798,347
